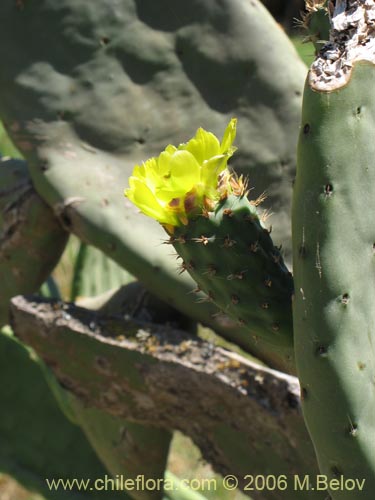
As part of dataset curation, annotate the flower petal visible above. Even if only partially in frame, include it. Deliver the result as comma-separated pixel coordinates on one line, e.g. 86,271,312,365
125,178,177,225
165,144,177,154
132,159,163,194
165,150,201,191
201,154,229,190
182,128,220,164
152,150,199,202
220,118,237,154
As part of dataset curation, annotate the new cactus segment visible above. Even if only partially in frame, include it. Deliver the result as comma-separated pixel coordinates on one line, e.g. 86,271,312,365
293,1,375,497
172,194,294,348
302,1,331,52
126,120,294,349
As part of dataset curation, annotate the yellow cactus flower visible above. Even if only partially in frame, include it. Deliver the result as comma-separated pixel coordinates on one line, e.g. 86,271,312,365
124,119,237,229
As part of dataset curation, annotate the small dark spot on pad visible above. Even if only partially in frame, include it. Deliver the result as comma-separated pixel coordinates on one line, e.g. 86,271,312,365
231,295,239,305
100,36,110,46
303,123,310,135
348,423,358,437
60,213,72,228
95,356,111,374
325,184,333,196
316,344,328,356
331,466,342,478
341,293,350,305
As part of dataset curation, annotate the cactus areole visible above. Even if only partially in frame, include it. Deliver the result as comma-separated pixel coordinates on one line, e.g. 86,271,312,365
293,0,375,498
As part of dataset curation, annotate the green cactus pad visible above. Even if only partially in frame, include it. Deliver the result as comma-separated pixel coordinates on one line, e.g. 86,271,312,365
293,61,375,497
70,242,135,302
173,194,294,348
0,327,128,499
302,1,330,53
66,399,172,500
0,158,67,326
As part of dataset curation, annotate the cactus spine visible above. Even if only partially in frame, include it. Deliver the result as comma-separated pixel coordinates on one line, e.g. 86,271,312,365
293,1,375,497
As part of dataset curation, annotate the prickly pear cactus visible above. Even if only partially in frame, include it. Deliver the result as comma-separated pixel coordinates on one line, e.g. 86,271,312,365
125,119,295,366
0,0,305,372
293,1,375,497
0,157,67,326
